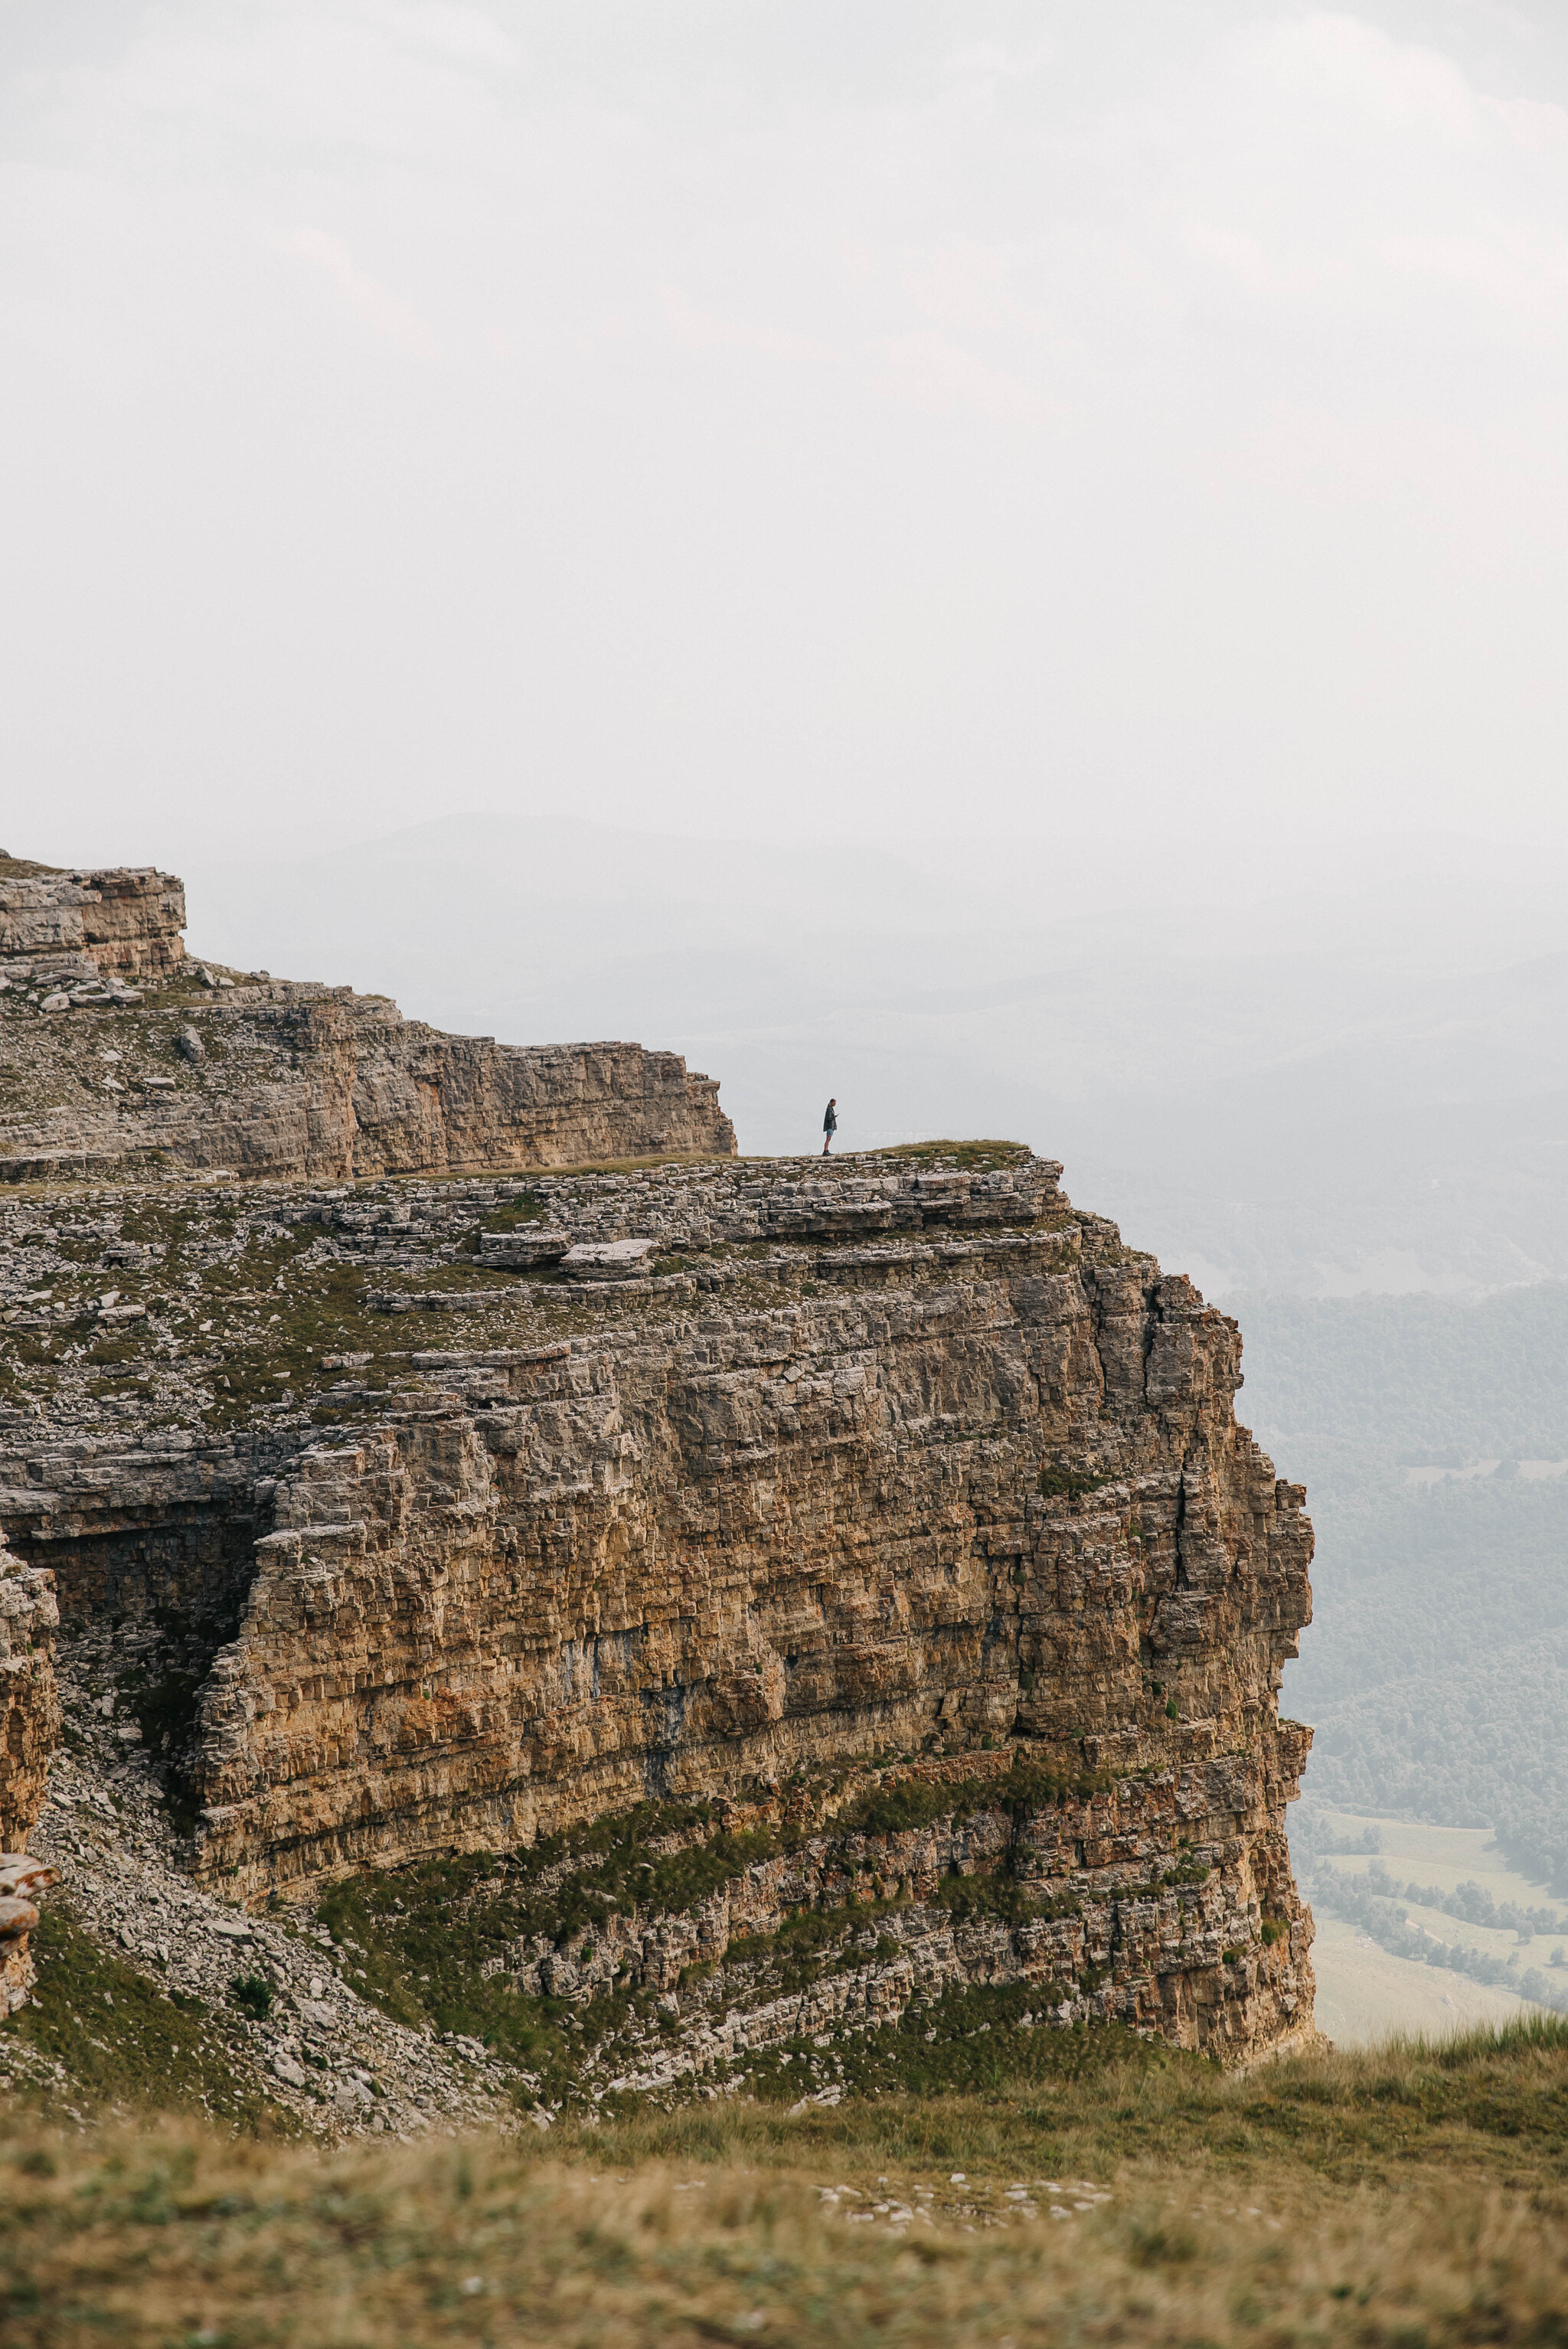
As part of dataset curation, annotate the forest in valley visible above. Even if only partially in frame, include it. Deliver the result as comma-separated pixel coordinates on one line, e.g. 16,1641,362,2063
1240,1286,1568,1897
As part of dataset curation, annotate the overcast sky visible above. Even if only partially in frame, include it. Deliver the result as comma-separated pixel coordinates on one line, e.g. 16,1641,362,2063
5,1,1568,865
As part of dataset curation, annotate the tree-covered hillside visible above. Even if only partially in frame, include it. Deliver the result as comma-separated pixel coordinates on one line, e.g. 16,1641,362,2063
1233,1288,1568,1893
1235,1284,1568,1463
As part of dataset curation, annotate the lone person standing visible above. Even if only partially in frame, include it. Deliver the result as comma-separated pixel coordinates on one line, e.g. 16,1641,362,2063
822,1097,838,1156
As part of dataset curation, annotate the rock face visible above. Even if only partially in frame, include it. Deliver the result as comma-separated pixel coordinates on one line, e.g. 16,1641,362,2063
0,1523,58,1853
0,858,735,1181
1,1145,1316,2064
0,1521,60,2011
0,859,187,978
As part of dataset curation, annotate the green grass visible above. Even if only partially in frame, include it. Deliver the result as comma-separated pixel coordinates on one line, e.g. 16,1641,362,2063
312,1805,790,2091
1037,1462,1113,1500
299,1768,1210,2121
841,1759,1116,1841
590,2010,1568,2184
455,1189,546,1245
10,1903,283,2131
855,1139,1033,1170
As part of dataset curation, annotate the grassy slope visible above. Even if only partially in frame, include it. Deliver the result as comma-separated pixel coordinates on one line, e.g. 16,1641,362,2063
4,1904,289,2131
3,2019,1568,2346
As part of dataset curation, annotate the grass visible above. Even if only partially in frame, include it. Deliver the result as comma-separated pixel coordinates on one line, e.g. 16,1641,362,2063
309,1808,792,2088
3,2020,1568,2345
8,1903,282,2132
853,1139,1033,1171
841,1759,1117,1840
300,1776,1148,2108
452,1190,547,1252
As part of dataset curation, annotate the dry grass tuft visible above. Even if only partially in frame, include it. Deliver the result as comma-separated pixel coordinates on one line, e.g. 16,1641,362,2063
4,2019,1568,2345
2,2118,1565,2348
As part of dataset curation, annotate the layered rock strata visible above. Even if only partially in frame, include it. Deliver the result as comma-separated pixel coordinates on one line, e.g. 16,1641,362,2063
1,1147,1315,2062
0,1521,60,2008
0,858,734,1181
8,1622,532,2131
0,860,187,978
0,1524,59,1852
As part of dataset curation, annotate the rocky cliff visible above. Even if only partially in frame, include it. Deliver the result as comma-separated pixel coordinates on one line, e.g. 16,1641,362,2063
0,858,734,1181
0,858,187,978
0,1519,60,2012
0,1139,1315,2076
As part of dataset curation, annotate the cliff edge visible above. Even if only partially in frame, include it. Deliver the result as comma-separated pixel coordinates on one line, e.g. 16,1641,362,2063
1,1140,1314,2085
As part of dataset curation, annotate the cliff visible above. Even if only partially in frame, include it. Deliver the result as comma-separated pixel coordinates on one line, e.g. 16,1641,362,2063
1,1141,1315,2073
0,1519,60,2012
0,858,734,1181
0,858,187,978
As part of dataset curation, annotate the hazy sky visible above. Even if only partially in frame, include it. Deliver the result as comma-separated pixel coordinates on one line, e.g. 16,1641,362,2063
5,1,1568,863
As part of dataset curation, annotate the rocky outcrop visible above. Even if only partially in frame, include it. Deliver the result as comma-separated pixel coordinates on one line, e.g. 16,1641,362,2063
0,1147,1315,2063
0,1524,58,1852
0,864,1315,2070
8,1620,534,2126
0,860,187,978
0,1520,60,2011
0,861,734,1181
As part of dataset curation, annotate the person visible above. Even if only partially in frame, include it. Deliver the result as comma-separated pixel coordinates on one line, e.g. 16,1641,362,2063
822,1097,838,1155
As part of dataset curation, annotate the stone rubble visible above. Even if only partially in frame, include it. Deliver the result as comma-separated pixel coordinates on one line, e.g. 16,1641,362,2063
7,1623,542,2136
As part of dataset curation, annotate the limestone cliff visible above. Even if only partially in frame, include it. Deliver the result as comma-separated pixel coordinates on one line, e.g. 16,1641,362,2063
1,1146,1315,2066
0,858,734,1181
0,1520,60,2011
0,858,187,978
0,1525,58,1850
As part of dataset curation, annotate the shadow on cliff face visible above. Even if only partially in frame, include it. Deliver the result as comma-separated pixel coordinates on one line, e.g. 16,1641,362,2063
32,1499,267,1841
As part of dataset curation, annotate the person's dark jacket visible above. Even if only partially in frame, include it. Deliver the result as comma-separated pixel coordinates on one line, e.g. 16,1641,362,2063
823,1103,838,1132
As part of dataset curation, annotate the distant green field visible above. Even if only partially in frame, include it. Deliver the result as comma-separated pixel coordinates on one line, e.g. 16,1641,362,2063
1310,1915,1544,2047
1296,1809,1561,2044
1305,1810,1563,1910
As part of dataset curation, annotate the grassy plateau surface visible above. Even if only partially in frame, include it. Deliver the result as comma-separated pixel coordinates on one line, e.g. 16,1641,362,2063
3,2017,1568,2347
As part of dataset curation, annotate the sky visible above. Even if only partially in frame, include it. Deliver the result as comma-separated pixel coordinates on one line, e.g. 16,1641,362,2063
5,1,1568,866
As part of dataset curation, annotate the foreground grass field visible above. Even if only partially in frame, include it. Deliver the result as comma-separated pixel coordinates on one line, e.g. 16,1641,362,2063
3,2017,1567,2347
